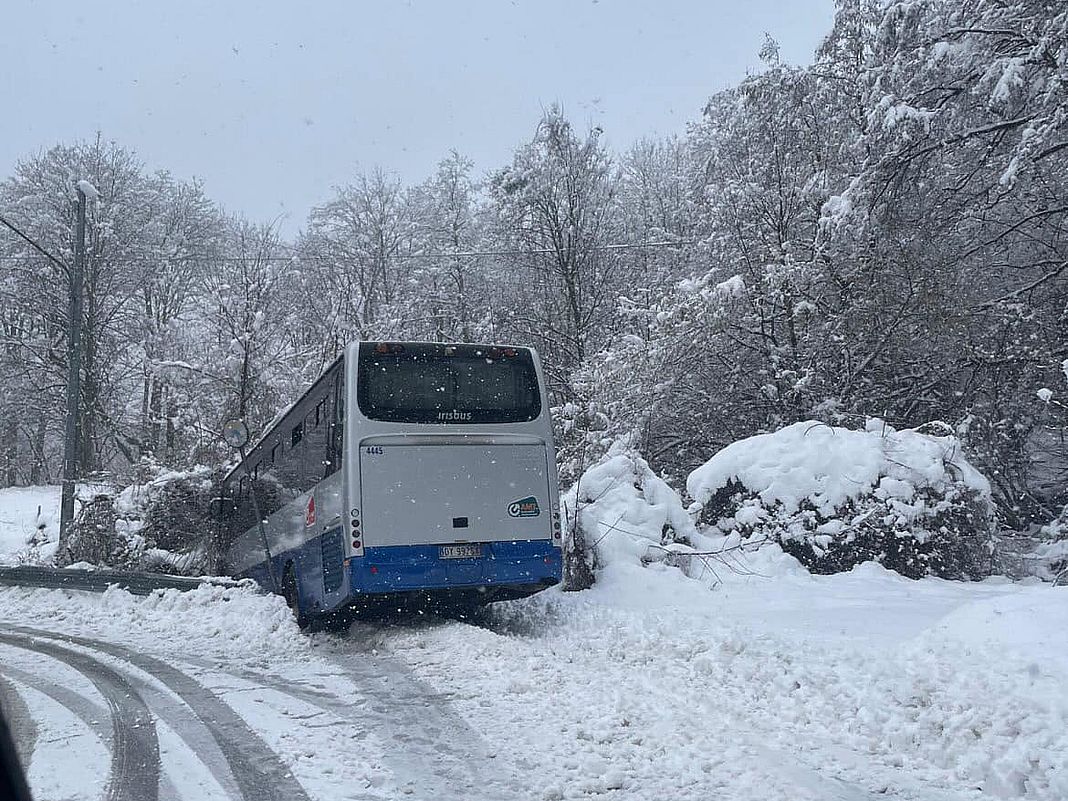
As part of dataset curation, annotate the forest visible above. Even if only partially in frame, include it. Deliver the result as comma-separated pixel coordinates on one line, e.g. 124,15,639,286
1,0,1065,545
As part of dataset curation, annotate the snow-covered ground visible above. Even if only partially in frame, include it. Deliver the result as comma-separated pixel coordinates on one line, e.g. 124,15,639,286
0,485,59,563
0,555,1065,800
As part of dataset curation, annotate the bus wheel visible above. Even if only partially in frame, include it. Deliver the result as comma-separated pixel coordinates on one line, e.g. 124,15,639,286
281,565,309,629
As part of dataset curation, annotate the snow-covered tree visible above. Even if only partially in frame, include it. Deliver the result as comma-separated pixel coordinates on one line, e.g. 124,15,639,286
488,107,625,390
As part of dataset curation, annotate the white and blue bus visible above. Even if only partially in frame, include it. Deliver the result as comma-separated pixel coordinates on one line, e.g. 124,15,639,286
218,341,563,624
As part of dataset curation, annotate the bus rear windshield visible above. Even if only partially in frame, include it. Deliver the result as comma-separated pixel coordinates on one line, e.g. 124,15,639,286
357,343,542,424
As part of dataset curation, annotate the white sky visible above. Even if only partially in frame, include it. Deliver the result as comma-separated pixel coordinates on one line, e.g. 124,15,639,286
2,0,834,233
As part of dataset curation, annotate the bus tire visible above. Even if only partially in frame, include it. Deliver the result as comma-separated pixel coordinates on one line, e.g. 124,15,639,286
281,564,310,630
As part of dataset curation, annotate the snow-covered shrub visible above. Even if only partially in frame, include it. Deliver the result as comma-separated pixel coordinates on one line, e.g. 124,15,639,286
64,494,136,567
122,466,217,553
64,465,218,574
562,441,703,587
1031,507,1068,584
687,420,996,579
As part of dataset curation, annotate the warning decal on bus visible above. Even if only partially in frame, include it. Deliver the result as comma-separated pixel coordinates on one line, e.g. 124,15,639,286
507,496,541,518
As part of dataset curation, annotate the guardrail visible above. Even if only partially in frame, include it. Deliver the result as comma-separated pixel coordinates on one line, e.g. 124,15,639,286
0,565,245,596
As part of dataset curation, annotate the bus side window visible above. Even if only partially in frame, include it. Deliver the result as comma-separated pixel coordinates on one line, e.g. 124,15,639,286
276,419,306,498
325,369,344,478
303,404,326,489
237,475,250,532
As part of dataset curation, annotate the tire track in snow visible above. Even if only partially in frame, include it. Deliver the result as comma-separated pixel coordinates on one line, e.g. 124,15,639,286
120,670,248,801
316,626,525,801
0,632,160,801
7,625,311,801
0,661,107,747
188,648,521,801
3,643,264,801
0,670,37,765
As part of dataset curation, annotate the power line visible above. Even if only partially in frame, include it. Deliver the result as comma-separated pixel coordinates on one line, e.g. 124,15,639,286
0,214,69,271
0,238,696,264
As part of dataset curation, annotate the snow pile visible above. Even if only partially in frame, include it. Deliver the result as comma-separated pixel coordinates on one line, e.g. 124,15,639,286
564,420,998,584
687,420,996,579
688,419,990,516
903,589,1068,797
562,442,705,578
0,582,304,662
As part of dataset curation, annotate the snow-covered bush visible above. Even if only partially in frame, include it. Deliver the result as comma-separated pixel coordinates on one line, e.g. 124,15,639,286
63,494,132,567
562,441,705,587
64,465,218,574
1031,507,1068,584
687,420,996,579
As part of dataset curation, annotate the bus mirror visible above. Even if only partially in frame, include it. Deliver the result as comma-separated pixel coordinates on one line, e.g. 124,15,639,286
222,419,250,450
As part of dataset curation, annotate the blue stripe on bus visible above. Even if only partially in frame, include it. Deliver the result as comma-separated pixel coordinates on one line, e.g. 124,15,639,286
241,534,561,612
349,539,561,594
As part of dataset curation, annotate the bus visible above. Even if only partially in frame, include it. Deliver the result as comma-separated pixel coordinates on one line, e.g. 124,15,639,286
217,341,563,625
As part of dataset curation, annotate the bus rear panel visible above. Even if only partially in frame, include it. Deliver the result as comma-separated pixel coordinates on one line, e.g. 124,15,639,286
345,342,561,605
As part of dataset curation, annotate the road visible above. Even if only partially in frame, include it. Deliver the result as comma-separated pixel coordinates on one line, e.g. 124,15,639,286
0,567,1061,800
0,616,935,801
0,620,522,801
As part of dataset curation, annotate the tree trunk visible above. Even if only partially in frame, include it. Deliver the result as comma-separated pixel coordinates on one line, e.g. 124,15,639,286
29,419,47,485
0,416,17,487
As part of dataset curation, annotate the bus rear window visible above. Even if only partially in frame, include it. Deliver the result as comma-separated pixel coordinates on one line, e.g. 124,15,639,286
357,343,541,424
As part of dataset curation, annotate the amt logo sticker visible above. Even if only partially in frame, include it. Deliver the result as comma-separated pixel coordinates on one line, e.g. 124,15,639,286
508,496,541,518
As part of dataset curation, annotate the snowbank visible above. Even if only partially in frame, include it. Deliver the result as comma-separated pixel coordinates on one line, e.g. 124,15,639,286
564,421,998,584
687,419,990,515
686,420,996,579
0,582,304,662
562,443,706,575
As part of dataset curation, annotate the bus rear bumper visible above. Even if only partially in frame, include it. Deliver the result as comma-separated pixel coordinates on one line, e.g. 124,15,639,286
347,539,562,597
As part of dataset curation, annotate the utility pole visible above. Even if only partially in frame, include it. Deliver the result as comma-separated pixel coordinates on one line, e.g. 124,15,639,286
58,183,89,556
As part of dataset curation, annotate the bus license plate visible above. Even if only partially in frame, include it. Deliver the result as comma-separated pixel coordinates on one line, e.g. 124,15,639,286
440,544,482,559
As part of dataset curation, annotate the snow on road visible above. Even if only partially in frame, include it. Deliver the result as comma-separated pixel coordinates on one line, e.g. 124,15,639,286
375,560,1068,800
0,554,1064,801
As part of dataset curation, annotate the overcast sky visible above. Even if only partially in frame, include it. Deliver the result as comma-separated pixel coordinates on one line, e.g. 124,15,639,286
2,0,834,233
